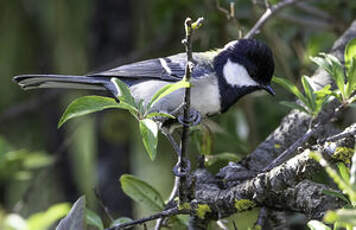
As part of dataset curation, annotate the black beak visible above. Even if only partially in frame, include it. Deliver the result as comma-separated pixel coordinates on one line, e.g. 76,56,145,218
262,85,276,96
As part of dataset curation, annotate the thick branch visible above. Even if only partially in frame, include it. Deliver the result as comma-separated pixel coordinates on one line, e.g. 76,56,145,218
193,129,354,220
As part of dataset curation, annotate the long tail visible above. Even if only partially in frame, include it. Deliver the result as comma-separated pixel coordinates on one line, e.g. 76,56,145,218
13,74,119,96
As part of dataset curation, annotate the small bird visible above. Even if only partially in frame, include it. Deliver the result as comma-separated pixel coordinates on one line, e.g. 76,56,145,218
13,39,275,119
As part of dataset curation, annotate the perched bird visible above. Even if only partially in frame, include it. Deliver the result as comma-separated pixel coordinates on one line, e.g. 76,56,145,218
13,39,275,119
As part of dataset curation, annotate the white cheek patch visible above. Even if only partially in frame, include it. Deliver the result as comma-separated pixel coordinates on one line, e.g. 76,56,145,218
223,59,258,87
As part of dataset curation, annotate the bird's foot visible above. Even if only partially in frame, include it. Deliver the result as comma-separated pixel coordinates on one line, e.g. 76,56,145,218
173,158,191,177
177,108,201,127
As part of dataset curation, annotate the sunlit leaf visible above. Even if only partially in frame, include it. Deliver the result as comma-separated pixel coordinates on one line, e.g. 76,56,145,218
310,152,356,202
279,101,310,114
110,217,133,227
337,162,350,183
301,75,316,113
55,196,86,230
272,77,308,106
111,78,137,107
205,152,241,167
4,214,27,230
321,189,351,205
345,38,356,71
86,209,104,230
311,54,345,99
324,208,356,225
120,174,164,212
314,84,332,115
146,80,190,112
27,203,71,230
23,152,54,169
345,57,356,98
146,112,175,119
139,119,158,160
307,220,331,230
58,96,127,128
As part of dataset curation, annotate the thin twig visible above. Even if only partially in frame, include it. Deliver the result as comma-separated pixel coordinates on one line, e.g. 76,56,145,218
216,0,232,20
179,17,194,204
296,2,333,21
254,207,269,229
154,176,179,230
216,0,243,38
326,123,356,142
0,91,59,125
94,188,114,222
178,17,204,203
106,207,188,230
244,0,306,39
263,103,346,172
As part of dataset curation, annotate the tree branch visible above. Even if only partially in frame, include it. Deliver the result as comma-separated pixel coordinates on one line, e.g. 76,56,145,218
107,207,189,230
244,0,308,39
192,129,354,220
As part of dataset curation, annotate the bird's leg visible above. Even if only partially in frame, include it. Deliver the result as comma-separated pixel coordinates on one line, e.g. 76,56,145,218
160,127,191,177
173,158,191,177
160,127,180,156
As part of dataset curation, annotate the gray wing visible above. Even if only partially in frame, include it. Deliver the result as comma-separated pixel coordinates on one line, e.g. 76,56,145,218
89,53,215,81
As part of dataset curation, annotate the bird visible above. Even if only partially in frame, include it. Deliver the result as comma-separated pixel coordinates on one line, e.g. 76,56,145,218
13,38,275,121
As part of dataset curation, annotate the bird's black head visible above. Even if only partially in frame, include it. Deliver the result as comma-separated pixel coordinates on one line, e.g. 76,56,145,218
214,39,275,112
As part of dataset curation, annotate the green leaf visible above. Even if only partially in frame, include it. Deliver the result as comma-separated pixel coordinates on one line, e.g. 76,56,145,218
55,196,86,230
146,80,190,112
345,38,356,71
301,75,317,113
311,54,345,99
139,119,158,160
205,153,241,167
310,152,356,202
279,101,310,114
321,189,351,205
27,203,71,230
345,57,356,98
337,162,350,183
58,96,127,128
120,174,164,212
146,112,175,119
324,208,356,225
307,220,331,230
272,77,308,106
111,78,137,107
110,217,133,227
86,209,104,230
314,84,332,115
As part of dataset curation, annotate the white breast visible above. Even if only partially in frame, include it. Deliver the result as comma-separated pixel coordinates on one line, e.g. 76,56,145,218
223,59,258,87
129,75,221,117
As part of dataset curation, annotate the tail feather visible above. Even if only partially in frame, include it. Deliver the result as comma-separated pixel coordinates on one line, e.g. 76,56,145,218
13,74,118,96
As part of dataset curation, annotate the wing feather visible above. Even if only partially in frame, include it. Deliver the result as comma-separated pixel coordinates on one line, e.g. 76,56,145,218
89,52,215,81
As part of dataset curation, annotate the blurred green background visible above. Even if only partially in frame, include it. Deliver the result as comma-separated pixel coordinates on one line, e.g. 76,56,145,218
0,0,355,229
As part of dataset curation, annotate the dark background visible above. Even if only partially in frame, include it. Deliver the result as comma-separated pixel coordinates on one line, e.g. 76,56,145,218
0,0,355,228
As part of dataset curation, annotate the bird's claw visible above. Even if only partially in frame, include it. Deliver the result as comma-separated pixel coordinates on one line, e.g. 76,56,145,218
173,158,191,177
177,108,201,127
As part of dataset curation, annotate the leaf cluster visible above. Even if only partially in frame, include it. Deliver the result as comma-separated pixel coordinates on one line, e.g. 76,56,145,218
308,148,356,230
58,78,190,161
274,38,356,119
